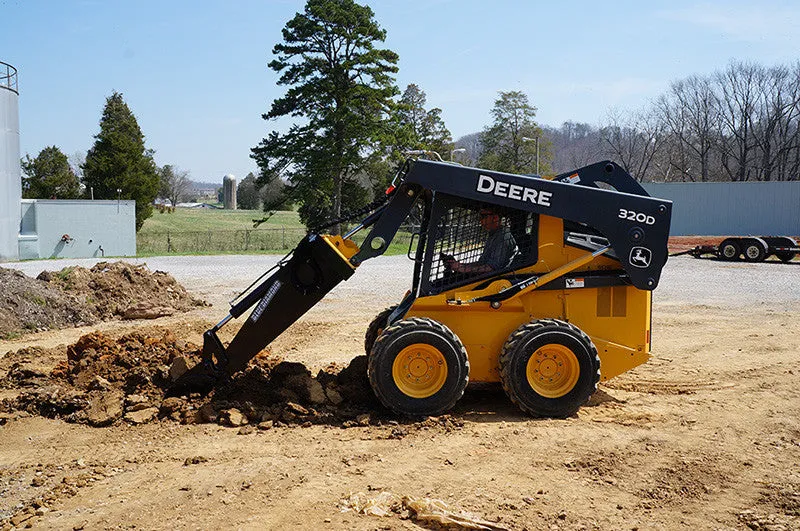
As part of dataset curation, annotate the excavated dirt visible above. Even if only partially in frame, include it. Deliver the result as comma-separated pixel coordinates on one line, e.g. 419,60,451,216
0,262,206,339
0,268,95,339
0,330,379,429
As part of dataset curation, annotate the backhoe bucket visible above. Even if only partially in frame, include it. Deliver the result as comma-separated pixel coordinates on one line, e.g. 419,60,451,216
206,234,358,377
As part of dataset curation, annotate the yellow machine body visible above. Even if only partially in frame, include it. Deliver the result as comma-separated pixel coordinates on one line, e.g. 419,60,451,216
405,214,651,383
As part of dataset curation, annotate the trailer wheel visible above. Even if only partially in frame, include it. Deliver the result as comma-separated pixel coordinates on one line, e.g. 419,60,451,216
499,319,599,418
719,239,740,261
369,318,469,417
364,305,397,356
776,252,796,263
743,239,768,262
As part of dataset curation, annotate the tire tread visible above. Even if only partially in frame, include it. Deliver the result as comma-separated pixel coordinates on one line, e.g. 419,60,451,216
499,319,599,417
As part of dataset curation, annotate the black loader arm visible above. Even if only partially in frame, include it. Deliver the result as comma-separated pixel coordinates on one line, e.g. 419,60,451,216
370,159,672,290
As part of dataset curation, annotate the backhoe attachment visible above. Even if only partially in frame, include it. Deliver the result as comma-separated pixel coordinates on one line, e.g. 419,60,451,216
174,234,360,392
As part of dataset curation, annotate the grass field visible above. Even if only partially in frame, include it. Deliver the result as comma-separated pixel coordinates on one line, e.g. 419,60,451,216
140,208,302,233
137,207,412,256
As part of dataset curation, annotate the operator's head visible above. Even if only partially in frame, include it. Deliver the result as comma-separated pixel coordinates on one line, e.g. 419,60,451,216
479,208,501,231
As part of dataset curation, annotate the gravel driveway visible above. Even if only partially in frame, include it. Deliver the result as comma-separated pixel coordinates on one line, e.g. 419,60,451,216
4,253,799,310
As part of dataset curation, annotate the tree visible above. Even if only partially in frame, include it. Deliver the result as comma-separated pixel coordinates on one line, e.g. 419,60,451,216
478,91,548,174
237,172,261,210
82,91,160,231
158,164,192,207
251,0,400,232
542,122,605,172
394,83,452,156
20,146,80,199
601,107,664,182
260,174,291,210
68,151,85,183
655,76,719,182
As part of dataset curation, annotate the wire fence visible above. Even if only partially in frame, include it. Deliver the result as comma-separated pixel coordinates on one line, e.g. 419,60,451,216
137,227,417,255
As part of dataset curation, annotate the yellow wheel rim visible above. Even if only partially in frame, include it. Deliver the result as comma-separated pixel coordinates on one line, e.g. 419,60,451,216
392,343,448,399
526,344,580,398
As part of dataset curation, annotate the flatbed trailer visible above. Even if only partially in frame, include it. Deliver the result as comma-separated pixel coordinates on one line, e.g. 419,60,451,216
673,236,799,262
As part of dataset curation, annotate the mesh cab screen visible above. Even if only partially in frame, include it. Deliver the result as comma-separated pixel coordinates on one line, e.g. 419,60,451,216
424,200,537,294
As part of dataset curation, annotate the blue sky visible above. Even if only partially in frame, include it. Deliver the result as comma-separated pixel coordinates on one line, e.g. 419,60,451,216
2,0,800,182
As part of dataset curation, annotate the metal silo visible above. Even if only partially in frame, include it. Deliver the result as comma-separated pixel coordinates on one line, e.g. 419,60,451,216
0,61,21,262
223,174,237,210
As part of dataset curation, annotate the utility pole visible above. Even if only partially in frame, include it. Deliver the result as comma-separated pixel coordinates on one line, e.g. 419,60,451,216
522,137,540,174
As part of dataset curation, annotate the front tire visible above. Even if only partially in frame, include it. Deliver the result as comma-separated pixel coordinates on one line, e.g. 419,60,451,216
368,318,469,417
364,306,397,356
500,319,599,418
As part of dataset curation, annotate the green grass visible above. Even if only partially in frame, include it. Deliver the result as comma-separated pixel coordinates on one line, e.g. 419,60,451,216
137,207,414,256
140,208,303,233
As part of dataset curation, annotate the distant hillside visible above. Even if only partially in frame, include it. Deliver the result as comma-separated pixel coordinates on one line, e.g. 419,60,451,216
190,180,220,190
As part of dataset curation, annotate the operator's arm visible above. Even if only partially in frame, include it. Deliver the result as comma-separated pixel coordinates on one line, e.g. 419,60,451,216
447,260,493,274
445,229,517,274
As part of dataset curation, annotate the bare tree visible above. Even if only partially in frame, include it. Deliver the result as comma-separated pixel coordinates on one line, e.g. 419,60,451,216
750,64,800,181
601,108,664,181
543,122,605,173
656,75,719,181
714,61,763,181
158,165,192,208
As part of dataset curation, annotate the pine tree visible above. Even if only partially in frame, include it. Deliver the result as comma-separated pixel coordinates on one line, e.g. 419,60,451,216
395,84,452,156
251,0,399,232
20,146,80,199
82,92,160,231
479,91,548,174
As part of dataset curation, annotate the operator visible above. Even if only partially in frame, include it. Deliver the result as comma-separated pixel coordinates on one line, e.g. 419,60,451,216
445,208,518,274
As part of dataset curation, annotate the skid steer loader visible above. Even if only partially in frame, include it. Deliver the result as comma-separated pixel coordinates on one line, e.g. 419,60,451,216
180,157,672,418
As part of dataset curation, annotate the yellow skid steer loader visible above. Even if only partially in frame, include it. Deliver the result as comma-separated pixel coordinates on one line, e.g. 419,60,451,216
180,157,672,418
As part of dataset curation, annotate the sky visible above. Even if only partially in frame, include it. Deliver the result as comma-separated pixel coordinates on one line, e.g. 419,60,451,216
2,0,800,183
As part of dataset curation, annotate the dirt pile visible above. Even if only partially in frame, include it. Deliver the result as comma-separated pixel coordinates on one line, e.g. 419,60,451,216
1,330,380,428
0,262,206,339
36,261,207,320
0,267,96,339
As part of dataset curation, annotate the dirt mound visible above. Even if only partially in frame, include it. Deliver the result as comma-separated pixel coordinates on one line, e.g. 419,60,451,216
36,261,206,320
0,262,206,339
0,330,380,428
0,267,96,339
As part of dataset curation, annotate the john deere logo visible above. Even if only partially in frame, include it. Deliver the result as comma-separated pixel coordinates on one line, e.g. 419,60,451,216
629,247,652,268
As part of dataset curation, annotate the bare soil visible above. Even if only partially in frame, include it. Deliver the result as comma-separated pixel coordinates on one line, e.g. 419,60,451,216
0,257,798,530
0,262,206,340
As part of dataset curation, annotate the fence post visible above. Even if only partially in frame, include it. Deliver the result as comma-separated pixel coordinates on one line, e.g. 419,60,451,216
167,230,171,253
282,227,286,249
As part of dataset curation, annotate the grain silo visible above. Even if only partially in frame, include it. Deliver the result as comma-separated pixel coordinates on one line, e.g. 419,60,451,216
223,174,237,210
0,61,21,262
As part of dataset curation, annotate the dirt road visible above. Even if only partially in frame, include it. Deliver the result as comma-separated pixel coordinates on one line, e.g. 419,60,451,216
1,255,799,530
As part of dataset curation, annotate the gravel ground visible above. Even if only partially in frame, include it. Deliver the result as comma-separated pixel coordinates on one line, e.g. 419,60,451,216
4,254,799,310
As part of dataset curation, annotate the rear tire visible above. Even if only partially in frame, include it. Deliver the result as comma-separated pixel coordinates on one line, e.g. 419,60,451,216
743,239,767,262
776,252,796,263
369,317,469,417
499,319,599,418
364,306,397,356
719,239,740,261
